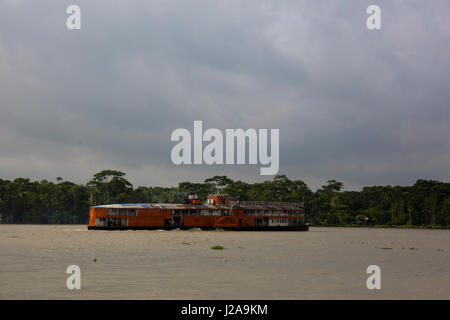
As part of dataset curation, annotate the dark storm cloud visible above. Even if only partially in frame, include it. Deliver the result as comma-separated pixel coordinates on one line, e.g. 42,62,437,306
0,0,449,190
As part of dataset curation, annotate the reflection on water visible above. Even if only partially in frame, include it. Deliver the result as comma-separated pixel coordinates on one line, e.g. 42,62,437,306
0,225,449,299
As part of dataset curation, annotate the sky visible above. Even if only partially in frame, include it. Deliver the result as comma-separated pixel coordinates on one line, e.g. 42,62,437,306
0,0,449,191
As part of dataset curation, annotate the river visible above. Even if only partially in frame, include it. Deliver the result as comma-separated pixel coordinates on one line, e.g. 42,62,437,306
0,225,449,299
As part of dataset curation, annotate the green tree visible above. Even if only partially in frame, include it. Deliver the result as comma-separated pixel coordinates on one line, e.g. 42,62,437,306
87,170,133,205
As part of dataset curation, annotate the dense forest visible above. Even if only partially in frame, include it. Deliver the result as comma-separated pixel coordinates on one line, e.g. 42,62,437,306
1,169,450,227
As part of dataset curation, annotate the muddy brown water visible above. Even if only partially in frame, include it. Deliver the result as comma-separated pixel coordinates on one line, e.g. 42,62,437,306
0,225,449,299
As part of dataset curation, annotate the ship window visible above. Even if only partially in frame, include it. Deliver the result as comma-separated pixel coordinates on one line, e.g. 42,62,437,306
108,208,120,216
172,210,182,216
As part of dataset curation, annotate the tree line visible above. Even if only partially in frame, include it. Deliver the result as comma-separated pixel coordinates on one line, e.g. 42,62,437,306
1,169,450,227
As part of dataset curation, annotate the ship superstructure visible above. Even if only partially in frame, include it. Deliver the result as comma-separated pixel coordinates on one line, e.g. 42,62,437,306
88,194,309,231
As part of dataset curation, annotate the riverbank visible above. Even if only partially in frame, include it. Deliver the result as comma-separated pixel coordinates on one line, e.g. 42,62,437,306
312,224,450,229
2,222,450,230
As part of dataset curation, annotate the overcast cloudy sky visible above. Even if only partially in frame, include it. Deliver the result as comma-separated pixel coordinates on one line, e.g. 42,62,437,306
0,0,449,190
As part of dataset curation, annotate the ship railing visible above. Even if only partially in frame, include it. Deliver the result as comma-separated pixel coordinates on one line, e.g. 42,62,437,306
237,201,302,207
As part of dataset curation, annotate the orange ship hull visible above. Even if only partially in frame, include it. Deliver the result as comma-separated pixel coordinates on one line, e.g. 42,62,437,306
88,195,308,231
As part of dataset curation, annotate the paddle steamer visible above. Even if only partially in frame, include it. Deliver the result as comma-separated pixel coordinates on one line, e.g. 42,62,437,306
87,194,309,231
